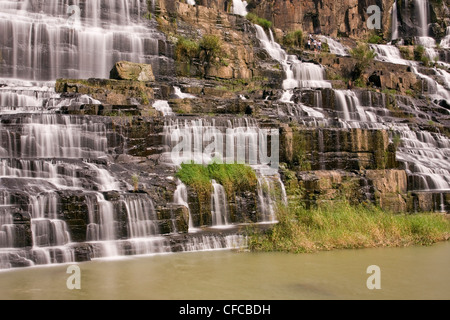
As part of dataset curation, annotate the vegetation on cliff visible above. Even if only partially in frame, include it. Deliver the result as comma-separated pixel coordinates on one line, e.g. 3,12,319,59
249,201,450,253
174,34,227,76
176,162,258,200
246,12,272,30
282,30,304,49
350,42,377,83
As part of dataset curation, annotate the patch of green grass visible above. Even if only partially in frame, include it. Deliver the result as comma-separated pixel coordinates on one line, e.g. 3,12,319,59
176,162,258,200
246,13,272,30
249,201,450,253
207,162,258,195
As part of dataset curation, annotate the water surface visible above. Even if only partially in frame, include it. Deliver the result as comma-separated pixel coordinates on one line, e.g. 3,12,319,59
1,242,449,300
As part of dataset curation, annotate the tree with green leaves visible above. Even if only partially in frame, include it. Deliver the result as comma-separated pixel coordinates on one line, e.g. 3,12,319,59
350,42,377,81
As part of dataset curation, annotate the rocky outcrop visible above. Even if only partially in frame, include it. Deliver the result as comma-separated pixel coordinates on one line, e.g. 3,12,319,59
110,61,156,82
55,78,154,106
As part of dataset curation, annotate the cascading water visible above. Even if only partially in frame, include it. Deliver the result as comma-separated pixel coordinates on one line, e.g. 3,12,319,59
440,27,450,48
0,0,172,109
413,0,437,49
391,0,399,41
371,44,450,102
415,0,429,38
174,179,197,232
174,86,196,99
0,0,169,81
254,25,331,92
153,100,174,116
0,0,258,270
211,180,230,227
163,117,286,223
319,36,349,56
232,0,248,17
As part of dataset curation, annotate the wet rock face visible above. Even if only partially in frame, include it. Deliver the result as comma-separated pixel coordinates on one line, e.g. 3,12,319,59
281,127,395,171
295,169,409,212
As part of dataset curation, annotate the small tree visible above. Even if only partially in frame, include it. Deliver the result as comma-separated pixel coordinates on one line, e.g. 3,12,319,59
199,35,222,64
350,42,377,81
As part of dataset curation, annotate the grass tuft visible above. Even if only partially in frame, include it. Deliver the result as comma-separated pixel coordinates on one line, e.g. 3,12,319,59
249,201,450,253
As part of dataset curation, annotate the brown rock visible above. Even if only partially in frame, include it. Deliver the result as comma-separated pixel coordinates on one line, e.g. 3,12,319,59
110,61,155,82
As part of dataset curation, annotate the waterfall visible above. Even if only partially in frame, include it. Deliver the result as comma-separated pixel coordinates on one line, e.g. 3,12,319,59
174,179,196,232
211,180,230,227
391,1,399,40
440,27,450,48
121,193,169,255
334,90,377,122
0,80,60,108
122,194,158,238
0,114,108,159
256,171,287,222
29,192,75,265
0,0,266,270
438,193,446,213
319,36,349,56
0,0,168,81
332,88,450,191
233,0,248,17
163,117,278,167
163,118,286,223
174,86,196,99
182,234,247,252
414,0,437,48
371,44,450,101
254,25,331,90
153,100,174,116
415,0,429,37
395,129,450,191
0,193,14,249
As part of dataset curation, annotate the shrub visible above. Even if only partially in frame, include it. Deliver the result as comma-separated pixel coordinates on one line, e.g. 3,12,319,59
350,42,377,80
283,30,304,49
399,46,413,60
414,45,425,61
367,33,383,44
199,34,222,64
175,36,200,65
175,34,227,75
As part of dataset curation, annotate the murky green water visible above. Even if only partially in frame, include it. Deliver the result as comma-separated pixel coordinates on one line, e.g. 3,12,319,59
1,242,449,300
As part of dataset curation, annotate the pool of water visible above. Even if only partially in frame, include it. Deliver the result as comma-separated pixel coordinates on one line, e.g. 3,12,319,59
1,242,449,300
